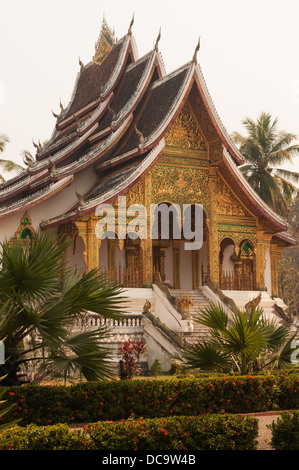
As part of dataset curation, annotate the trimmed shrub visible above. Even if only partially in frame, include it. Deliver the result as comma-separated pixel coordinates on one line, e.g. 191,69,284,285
268,412,299,450
0,423,91,450
1,414,259,451
276,373,299,410
88,414,259,450
0,375,280,426
0,374,294,426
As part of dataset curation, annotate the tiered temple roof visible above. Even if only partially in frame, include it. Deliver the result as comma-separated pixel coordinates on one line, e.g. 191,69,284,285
0,18,295,245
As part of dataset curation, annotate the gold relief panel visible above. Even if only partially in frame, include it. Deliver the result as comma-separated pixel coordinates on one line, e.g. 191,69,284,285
165,102,207,152
125,179,145,206
216,176,250,217
150,164,209,214
209,140,223,165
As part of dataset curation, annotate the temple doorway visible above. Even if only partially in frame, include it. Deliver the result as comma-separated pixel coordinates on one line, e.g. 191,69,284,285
152,203,208,290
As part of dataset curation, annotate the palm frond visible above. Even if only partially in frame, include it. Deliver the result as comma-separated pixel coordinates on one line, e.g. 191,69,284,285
182,342,232,372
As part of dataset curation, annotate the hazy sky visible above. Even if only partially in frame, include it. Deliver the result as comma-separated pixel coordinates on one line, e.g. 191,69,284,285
1,0,299,174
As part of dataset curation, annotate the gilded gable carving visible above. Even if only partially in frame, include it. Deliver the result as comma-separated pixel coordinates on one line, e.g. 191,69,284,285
165,102,207,151
216,176,250,217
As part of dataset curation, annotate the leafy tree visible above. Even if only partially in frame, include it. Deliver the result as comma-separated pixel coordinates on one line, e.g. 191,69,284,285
181,302,297,375
0,232,126,386
0,134,23,183
232,112,299,217
278,194,299,317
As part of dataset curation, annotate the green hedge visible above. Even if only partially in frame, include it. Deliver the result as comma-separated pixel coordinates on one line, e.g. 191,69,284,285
0,414,259,450
267,411,299,450
276,373,299,410
0,375,283,426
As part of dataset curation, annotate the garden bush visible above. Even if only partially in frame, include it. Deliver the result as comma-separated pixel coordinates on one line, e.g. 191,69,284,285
0,375,282,426
267,411,299,450
275,373,299,410
0,414,259,450
0,423,91,450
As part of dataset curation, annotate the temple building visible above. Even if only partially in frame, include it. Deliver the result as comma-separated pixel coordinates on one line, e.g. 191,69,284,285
0,18,297,371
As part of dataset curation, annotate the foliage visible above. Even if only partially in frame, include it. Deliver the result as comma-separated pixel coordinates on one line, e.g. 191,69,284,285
232,112,299,217
0,414,259,451
278,194,299,318
1,374,292,426
267,411,299,450
88,414,258,451
0,376,21,446
0,232,126,385
150,359,162,377
0,134,23,183
181,302,297,375
0,423,91,450
275,373,299,410
118,339,147,380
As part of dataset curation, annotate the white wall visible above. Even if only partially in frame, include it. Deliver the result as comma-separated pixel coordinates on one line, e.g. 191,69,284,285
180,240,193,290
222,244,235,274
65,235,86,272
99,237,108,271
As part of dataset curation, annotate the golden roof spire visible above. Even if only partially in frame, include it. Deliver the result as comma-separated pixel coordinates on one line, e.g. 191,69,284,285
93,16,116,65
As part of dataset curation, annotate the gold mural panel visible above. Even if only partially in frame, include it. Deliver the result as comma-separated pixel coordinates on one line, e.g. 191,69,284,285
150,164,210,215
165,102,207,151
216,175,252,218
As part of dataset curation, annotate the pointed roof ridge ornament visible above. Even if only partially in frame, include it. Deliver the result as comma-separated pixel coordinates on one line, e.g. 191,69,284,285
93,15,116,65
192,36,201,64
128,13,135,36
79,57,84,70
135,123,145,145
154,27,161,51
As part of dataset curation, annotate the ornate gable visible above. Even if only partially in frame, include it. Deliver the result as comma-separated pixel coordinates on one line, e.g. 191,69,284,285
216,175,252,218
165,102,207,152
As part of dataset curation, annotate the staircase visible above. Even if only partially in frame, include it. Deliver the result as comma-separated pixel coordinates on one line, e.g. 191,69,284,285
170,288,212,345
120,288,156,315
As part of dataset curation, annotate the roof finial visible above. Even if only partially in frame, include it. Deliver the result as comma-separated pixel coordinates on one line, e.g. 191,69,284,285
52,110,59,119
59,100,64,112
155,28,161,51
49,158,56,176
32,139,39,150
75,190,85,207
108,106,116,121
135,124,145,145
128,13,135,35
23,151,35,168
79,57,84,70
192,36,201,64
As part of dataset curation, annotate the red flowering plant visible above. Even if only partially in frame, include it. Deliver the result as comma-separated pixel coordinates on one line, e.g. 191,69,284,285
118,339,147,380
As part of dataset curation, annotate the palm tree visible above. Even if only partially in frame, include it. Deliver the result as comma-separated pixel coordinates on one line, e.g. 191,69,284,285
0,134,23,183
232,112,299,218
0,232,126,385
181,302,297,375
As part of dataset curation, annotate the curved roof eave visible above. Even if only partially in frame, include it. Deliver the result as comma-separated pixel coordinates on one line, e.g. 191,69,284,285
101,61,195,169
222,147,288,232
193,64,245,166
40,140,165,229
0,176,74,221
